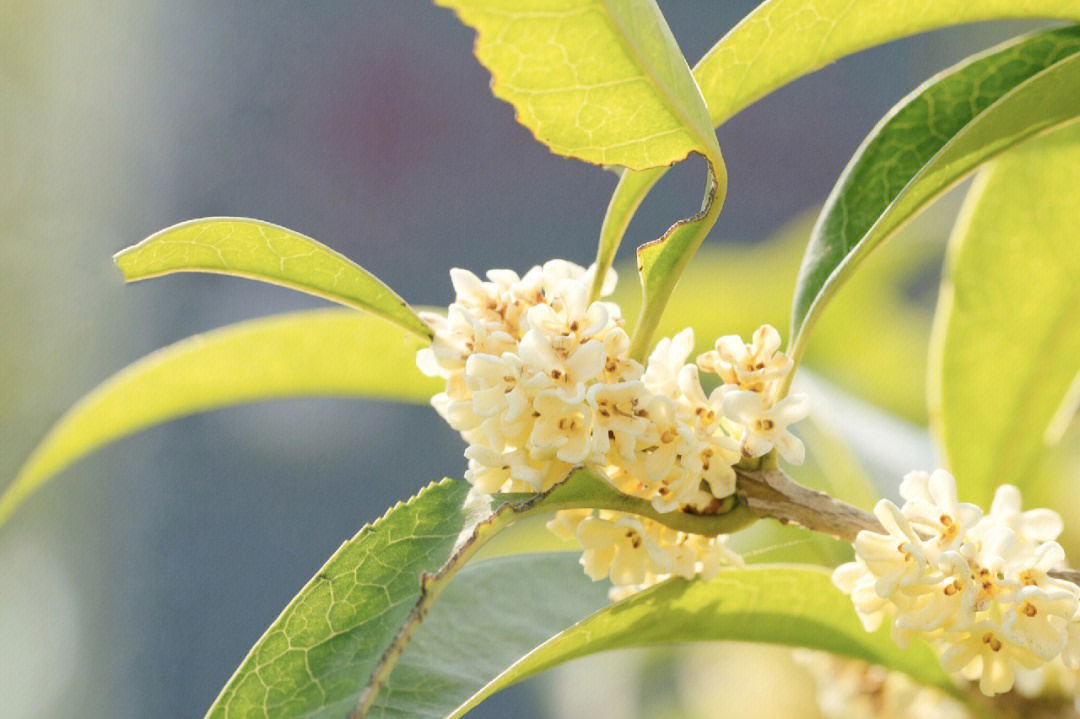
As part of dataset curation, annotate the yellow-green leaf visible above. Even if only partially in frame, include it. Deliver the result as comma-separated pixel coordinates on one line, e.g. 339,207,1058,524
930,125,1080,506
0,309,439,525
115,217,432,339
590,2,1080,300
435,0,720,171
455,566,966,716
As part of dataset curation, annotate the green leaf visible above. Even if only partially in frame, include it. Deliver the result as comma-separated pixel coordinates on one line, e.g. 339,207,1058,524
368,553,609,719
207,470,756,719
435,0,731,354
457,566,966,716
115,217,432,339
789,27,1080,368
930,125,1080,506
0,309,439,525
208,479,475,719
434,0,719,171
590,2,1080,304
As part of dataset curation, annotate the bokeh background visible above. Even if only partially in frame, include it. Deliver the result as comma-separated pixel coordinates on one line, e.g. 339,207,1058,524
0,3,1055,718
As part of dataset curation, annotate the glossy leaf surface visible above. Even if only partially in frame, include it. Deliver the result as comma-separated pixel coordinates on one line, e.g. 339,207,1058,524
791,28,1080,362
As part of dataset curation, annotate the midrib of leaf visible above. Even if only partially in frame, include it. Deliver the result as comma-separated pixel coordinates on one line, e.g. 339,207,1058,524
587,3,1080,309
597,0,719,165
352,469,756,717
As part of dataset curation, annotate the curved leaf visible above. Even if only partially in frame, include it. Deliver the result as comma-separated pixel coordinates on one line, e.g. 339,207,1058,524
591,2,1080,302
434,0,719,171
208,479,475,719
930,125,1080,505
207,470,756,719
790,27,1080,364
457,565,965,717
629,165,725,359
368,553,609,719
0,309,439,525
116,217,432,339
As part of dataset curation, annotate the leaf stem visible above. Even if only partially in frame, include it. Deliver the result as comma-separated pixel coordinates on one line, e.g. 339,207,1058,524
735,467,1080,589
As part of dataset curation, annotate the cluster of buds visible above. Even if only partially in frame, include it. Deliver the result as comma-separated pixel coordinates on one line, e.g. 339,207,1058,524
417,260,808,592
833,470,1080,695
793,650,970,719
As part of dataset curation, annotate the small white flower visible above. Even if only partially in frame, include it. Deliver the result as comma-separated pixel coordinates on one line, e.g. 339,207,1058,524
586,380,649,462
528,390,595,464
696,324,792,396
898,470,982,556
940,621,1044,695
430,391,483,434
636,395,690,484
642,329,695,398
575,513,670,585
833,562,895,632
1000,584,1078,660
976,483,1064,544
525,277,612,344
449,267,497,310
600,327,642,382
518,328,605,399
856,500,931,597
894,551,978,633
722,390,809,464
464,353,528,424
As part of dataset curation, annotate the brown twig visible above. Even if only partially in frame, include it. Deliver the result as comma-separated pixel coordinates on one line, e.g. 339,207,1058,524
734,468,1080,587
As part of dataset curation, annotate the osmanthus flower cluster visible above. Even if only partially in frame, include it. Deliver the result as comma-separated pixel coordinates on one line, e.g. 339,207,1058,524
417,259,809,594
833,470,1080,696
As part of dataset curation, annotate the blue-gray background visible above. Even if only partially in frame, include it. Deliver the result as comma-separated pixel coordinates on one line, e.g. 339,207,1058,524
0,3,1036,717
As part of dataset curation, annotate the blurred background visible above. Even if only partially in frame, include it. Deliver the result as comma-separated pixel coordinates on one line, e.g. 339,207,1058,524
0,3,1061,718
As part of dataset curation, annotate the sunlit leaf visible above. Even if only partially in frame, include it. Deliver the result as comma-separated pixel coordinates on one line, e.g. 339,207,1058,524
434,0,719,171
931,125,1080,505
435,0,730,356
591,2,1080,303
456,566,966,716
115,217,432,339
0,310,439,525
790,27,1080,365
